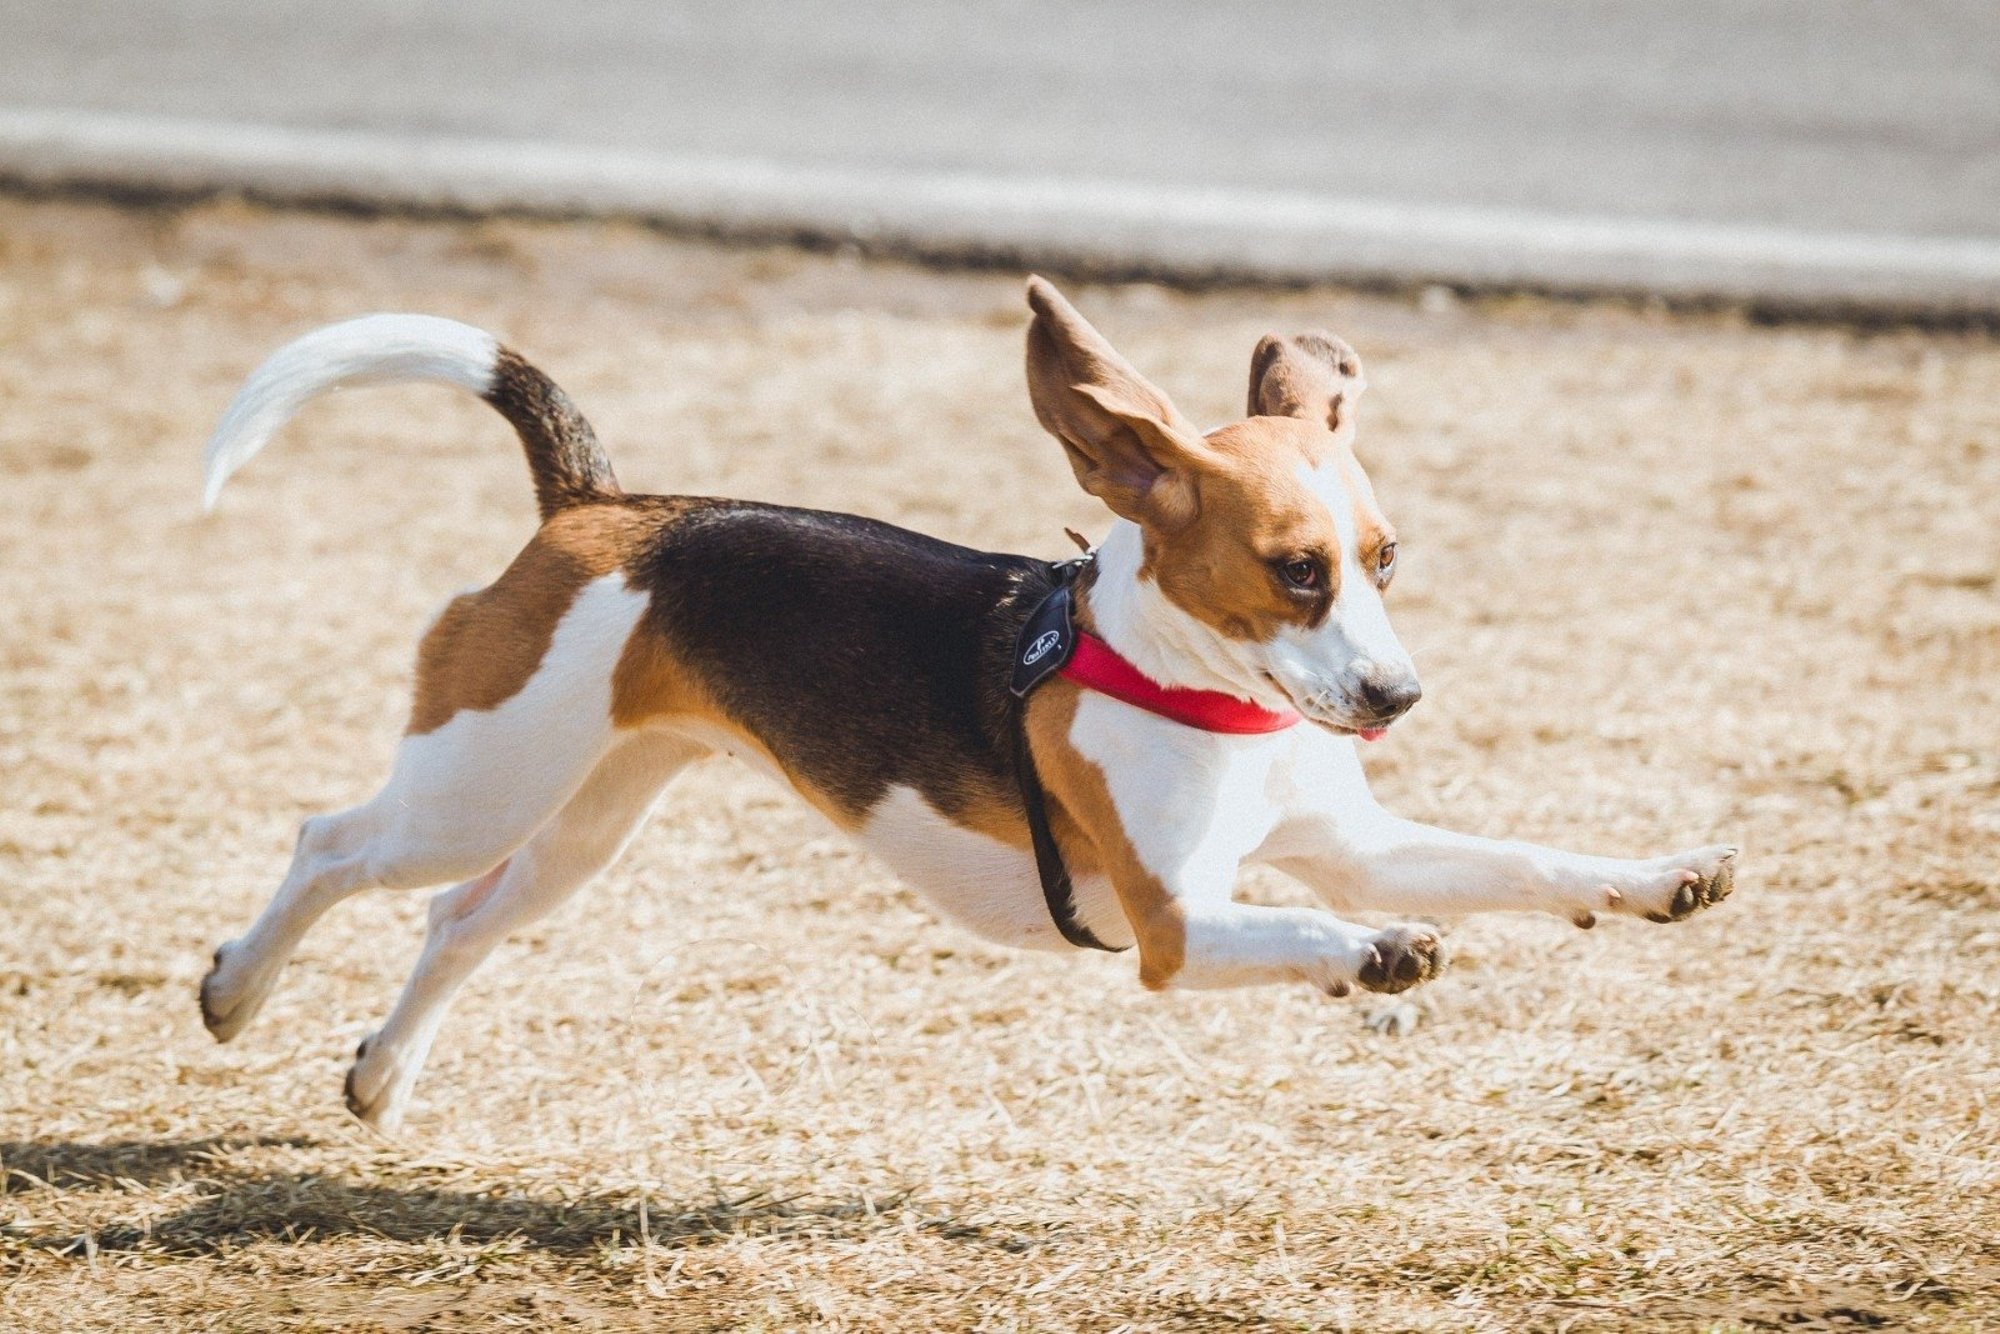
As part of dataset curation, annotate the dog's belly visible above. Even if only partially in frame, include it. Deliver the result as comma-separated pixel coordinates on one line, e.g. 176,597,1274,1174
857,785,1132,953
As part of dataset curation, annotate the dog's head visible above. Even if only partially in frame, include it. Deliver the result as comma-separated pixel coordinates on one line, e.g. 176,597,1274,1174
1025,277,1418,736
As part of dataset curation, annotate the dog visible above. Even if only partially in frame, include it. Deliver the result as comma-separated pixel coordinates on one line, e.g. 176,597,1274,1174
197,278,1736,1131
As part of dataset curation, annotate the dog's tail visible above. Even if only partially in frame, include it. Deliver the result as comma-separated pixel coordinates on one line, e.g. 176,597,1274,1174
202,314,619,519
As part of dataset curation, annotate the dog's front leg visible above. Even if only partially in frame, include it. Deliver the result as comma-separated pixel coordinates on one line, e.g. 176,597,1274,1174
1266,804,1736,928
1036,698,1446,996
1165,901,1447,995
1091,816,1447,995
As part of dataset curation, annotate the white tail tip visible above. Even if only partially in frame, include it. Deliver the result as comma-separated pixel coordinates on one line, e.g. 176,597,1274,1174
201,314,500,512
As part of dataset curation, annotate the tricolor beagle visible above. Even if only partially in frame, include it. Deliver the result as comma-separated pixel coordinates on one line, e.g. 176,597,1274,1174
197,279,1736,1131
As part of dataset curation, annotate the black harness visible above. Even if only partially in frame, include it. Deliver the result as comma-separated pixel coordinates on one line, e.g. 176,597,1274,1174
1007,554,1127,953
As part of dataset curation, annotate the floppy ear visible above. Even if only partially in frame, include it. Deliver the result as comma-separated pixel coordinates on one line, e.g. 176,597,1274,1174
1248,331,1366,433
1024,276,1206,528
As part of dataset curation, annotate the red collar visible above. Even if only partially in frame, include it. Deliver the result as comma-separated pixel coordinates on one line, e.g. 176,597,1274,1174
1060,632,1302,734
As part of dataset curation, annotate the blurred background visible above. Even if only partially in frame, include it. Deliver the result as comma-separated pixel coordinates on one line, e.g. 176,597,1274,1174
4,0,1998,317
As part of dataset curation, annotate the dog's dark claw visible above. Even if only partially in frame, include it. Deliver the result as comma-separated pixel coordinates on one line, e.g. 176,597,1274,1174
1708,857,1737,902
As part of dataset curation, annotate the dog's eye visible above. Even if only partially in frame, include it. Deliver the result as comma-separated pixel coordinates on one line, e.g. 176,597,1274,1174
1278,558,1322,591
1376,542,1398,583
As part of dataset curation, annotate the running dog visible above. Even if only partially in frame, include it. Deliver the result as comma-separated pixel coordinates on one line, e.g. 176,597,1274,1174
197,278,1736,1130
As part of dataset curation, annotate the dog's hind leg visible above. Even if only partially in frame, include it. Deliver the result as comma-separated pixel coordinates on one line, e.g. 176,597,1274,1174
341,732,701,1131
198,754,605,1045
200,800,394,1043
200,571,651,1042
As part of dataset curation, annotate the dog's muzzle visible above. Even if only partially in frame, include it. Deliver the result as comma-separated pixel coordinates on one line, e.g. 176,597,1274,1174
1352,666,1422,725
1284,663,1421,738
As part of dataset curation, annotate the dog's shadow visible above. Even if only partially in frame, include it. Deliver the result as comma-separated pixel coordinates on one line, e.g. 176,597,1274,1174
1,1137,1022,1258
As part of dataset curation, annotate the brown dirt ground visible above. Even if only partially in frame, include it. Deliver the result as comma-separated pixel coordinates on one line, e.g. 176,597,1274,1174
1,197,1997,1333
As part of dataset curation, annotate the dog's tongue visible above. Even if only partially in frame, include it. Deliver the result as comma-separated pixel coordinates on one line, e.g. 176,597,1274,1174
1359,727,1388,742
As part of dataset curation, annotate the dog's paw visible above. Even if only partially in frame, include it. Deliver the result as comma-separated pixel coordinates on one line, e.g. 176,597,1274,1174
1355,924,1448,994
343,1033,411,1135
199,940,272,1043
1614,845,1738,923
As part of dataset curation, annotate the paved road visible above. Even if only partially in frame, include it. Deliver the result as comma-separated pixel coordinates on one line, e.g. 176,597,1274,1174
2,1,1997,312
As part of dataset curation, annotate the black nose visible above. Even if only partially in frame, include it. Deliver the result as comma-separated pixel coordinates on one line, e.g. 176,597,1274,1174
1357,668,1422,721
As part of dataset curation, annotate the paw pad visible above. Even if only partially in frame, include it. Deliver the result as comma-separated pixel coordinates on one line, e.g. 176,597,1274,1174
1645,851,1736,923
1358,928,1447,994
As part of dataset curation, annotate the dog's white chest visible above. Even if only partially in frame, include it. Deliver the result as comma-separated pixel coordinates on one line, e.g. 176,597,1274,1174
857,785,1129,952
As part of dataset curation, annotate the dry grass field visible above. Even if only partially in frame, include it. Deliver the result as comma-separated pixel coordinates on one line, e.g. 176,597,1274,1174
1,196,1997,1332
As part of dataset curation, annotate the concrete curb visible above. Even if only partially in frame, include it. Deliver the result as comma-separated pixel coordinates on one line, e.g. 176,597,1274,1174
5,106,1999,323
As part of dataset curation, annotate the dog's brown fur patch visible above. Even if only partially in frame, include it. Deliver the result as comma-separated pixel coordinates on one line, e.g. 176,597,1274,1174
1140,416,1344,643
1248,331,1363,431
406,504,657,736
1026,683,1185,986
1336,449,1398,575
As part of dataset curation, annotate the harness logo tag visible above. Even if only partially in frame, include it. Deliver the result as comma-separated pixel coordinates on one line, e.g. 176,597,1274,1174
1010,580,1077,699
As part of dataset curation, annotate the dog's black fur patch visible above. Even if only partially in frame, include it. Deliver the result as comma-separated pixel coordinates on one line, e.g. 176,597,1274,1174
629,499,1062,827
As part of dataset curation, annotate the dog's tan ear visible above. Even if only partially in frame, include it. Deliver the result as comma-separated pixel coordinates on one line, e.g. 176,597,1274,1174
1248,332,1366,433
1025,276,1206,528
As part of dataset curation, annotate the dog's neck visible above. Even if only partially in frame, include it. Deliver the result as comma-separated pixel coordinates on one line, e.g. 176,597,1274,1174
1079,521,1296,712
